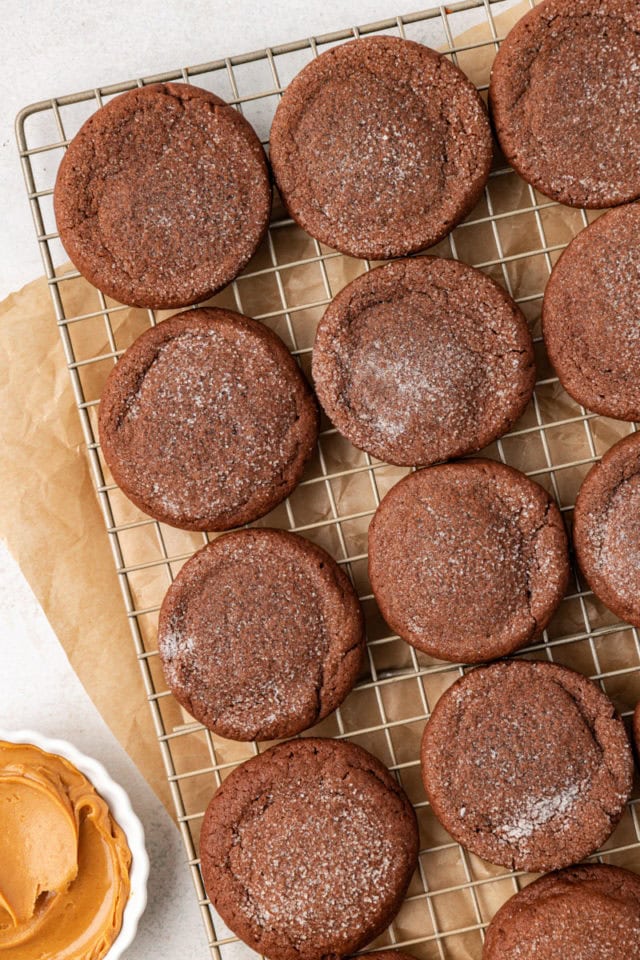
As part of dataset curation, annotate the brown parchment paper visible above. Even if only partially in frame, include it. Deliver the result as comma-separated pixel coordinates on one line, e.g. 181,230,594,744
4,3,640,957
0,276,172,812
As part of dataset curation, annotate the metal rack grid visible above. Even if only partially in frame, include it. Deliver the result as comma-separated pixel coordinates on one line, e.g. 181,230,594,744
15,1,640,957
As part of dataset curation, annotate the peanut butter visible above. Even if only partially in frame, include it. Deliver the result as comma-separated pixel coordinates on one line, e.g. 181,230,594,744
0,741,131,959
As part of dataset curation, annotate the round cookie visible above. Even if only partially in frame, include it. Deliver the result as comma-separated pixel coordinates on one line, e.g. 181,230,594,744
483,864,640,959
200,737,419,960
634,703,640,763
270,36,492,260
98,308,318,530
158,528,365,740
543,204,640,419
313,258,535,466
420,659,633,872
573,431,640,627
54,82,271,308
368,460,569,663
489,0,640,208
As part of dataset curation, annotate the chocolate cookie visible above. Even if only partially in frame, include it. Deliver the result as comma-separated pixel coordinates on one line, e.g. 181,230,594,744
420,659,633,872
483,864,640,959
573,431,640,627
98,308,318,530
543,204,640,419
489,0,640,208
157,528,365,740
54,82,271,308
634,703,640,762
368,460,569,663
270,36,492,260
313,258,535,466
200,738,419,960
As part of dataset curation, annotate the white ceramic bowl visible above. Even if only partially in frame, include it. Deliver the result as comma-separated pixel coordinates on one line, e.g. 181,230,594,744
0,728,149,959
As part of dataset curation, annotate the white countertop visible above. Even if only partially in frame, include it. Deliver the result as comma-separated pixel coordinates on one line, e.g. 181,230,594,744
1,2,438,957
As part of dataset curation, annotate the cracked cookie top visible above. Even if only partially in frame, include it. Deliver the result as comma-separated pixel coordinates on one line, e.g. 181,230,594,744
157,528,364,740
483,863,640,959
269,36,492,260
312,258,535,466
543,203,640,421
489,0,640,208
98,308,318,530
574,431,640,627
421,659,633,872
54,82,271,308
200,738,419,960
368,459,569,663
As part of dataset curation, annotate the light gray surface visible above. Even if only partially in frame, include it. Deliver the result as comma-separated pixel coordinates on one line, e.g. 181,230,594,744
0,3,440,958
2,0,434,298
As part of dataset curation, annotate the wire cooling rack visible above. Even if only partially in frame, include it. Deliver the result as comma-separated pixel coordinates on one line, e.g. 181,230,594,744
16,1,640,957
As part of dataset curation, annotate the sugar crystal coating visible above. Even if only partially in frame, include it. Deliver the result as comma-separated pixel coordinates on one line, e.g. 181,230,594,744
543,203,640,419
313,258,535,466
54,82,271,308
574,431,640,627
368,460,569,663
270,36,492,259
98,308,318,530
490,0,640,207
483,864,640,958
421,659,633,872
158,528,364,740
201,738,419,960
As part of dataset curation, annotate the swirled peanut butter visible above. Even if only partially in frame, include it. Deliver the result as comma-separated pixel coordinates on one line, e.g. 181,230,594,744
0,741,131,959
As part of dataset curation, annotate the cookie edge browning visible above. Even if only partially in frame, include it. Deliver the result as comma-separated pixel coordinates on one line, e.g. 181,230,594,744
420,659,633,872
54,82,272,309
312,258,536,468
573,431,640,627
482,863,640,958
489,0,640,209
367,459,569,663
270,35,492,260
98,307,319,531
542,204,640,421
157,528,365,740
200,737,420,960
